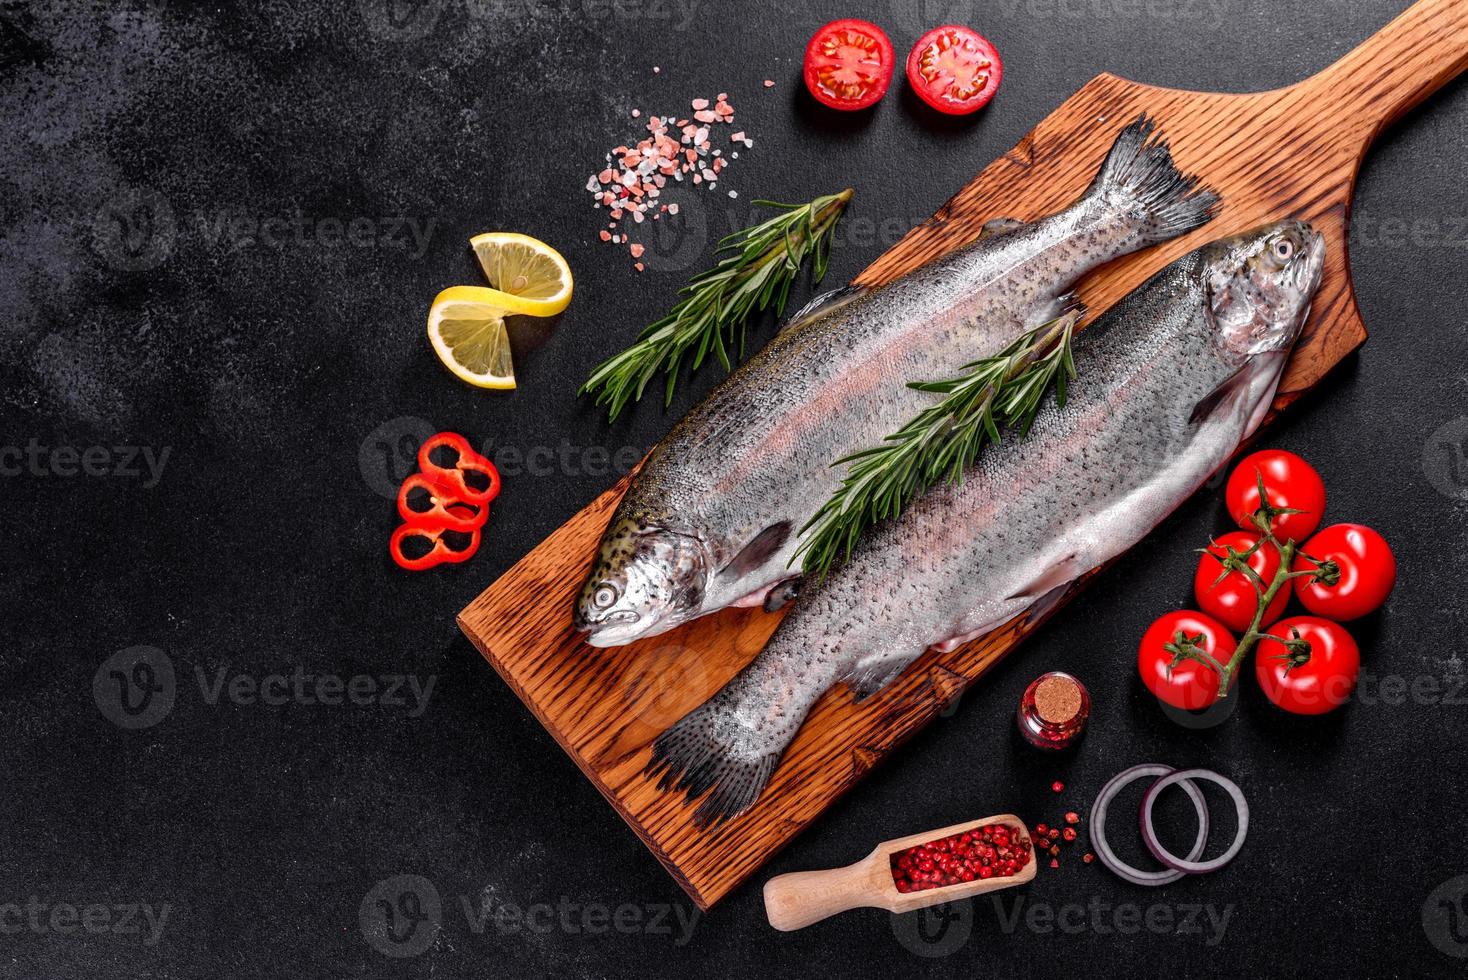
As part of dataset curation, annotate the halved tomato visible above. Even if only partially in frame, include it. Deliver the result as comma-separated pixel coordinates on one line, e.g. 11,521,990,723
906,25,1002,115
803,18,895,111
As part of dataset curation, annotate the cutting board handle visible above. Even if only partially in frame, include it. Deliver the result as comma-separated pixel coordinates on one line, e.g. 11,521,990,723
1310,0,1468,139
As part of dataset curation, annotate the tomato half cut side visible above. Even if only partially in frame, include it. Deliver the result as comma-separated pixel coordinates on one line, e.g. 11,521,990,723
803,18,895,111
906,25,1002,115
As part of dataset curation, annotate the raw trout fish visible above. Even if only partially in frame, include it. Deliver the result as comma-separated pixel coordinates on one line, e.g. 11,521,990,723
574,116,1220,648
650,221,1327,826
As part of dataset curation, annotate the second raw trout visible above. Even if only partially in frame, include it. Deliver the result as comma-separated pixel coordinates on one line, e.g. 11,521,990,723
650,220,1327,825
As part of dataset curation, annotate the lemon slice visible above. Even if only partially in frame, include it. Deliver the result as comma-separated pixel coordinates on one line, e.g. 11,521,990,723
469,232,573,317
427,286,517,389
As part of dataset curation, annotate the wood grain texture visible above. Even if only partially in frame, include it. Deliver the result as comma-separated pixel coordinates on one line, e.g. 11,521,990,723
459,0,1468,911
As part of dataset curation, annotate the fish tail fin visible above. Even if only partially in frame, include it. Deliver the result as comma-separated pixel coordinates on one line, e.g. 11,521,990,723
645,701,783,828
1087,113,1220,245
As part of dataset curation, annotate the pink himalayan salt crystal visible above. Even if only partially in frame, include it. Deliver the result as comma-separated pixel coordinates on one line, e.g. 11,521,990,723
763,79,774,87
629,243,645,258
586,94,746,267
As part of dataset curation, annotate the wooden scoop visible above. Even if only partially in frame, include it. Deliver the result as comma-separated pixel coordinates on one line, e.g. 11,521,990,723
762,814,1038,931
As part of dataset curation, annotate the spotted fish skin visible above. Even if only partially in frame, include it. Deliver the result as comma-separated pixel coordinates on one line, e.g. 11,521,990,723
575,116,1220,648
649,222,1326,826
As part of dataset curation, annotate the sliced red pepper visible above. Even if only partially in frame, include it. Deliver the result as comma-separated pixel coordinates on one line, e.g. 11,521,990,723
389,518,482,572
397,473,487,531
418,432,501,506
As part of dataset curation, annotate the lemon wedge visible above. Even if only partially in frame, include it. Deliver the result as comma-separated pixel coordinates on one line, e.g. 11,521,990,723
427,286,518,389
469,232,573,317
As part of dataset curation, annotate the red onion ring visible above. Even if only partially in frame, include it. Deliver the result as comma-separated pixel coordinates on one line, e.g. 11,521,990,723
1141,768,1249,874
1089,764,1209,887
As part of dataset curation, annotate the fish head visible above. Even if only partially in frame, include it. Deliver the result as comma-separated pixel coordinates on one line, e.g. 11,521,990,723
1205,219,1326,358
573,516,711,647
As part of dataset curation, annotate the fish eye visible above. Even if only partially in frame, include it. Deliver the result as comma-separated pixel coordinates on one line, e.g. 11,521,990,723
1272,238,1294,262
593,585,619,609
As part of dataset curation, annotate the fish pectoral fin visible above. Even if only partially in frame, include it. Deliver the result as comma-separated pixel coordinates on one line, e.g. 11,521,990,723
717,521,792,581
1189,363,1255,425
843,651,919,703
1005,555,1084,605
778,284,868,333
978,217,1025,238
762,577,802,612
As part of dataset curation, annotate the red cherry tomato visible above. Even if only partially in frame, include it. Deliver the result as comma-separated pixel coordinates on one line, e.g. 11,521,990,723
905,25,1002,116
1224,450,1325,543
1193,531,1289,633
1255,616,1361,715
1138,611,1238,711
1293,523,1397,620
802,19,895,111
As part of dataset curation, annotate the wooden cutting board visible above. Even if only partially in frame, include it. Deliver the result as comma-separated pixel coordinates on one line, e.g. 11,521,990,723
460,0,1468,910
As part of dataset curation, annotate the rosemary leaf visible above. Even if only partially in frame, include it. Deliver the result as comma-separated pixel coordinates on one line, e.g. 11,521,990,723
794,311,1082,581
580,189,854,420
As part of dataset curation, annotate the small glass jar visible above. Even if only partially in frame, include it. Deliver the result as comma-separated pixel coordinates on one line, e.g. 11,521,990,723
1017,672,1091,750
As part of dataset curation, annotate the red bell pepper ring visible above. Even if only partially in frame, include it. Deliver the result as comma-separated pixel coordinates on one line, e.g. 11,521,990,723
396,473,487,532
417,432,500,507
389,519,481,572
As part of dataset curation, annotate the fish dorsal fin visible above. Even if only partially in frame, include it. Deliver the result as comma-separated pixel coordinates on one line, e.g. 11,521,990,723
779,284,867,333
717,521,791,579
1189,364,1255,425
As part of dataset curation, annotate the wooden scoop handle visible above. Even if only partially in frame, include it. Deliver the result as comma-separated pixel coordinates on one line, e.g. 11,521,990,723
1313,0,1468,140
763,855,887,932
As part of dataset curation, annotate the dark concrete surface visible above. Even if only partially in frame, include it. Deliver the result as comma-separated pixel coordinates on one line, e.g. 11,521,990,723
3,0,1467,976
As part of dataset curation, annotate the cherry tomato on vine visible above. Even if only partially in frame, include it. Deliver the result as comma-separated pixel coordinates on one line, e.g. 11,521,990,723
803,19,895,111
1255,615,1361,715
1193,531,1289,633
1138,611,1238,711
1224,449,1325,543
905,25,1003,115
1293,523,1397,621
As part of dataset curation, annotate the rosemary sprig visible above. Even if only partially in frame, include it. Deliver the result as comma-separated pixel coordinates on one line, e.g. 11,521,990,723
580,188,854,420
793,310,1081,581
